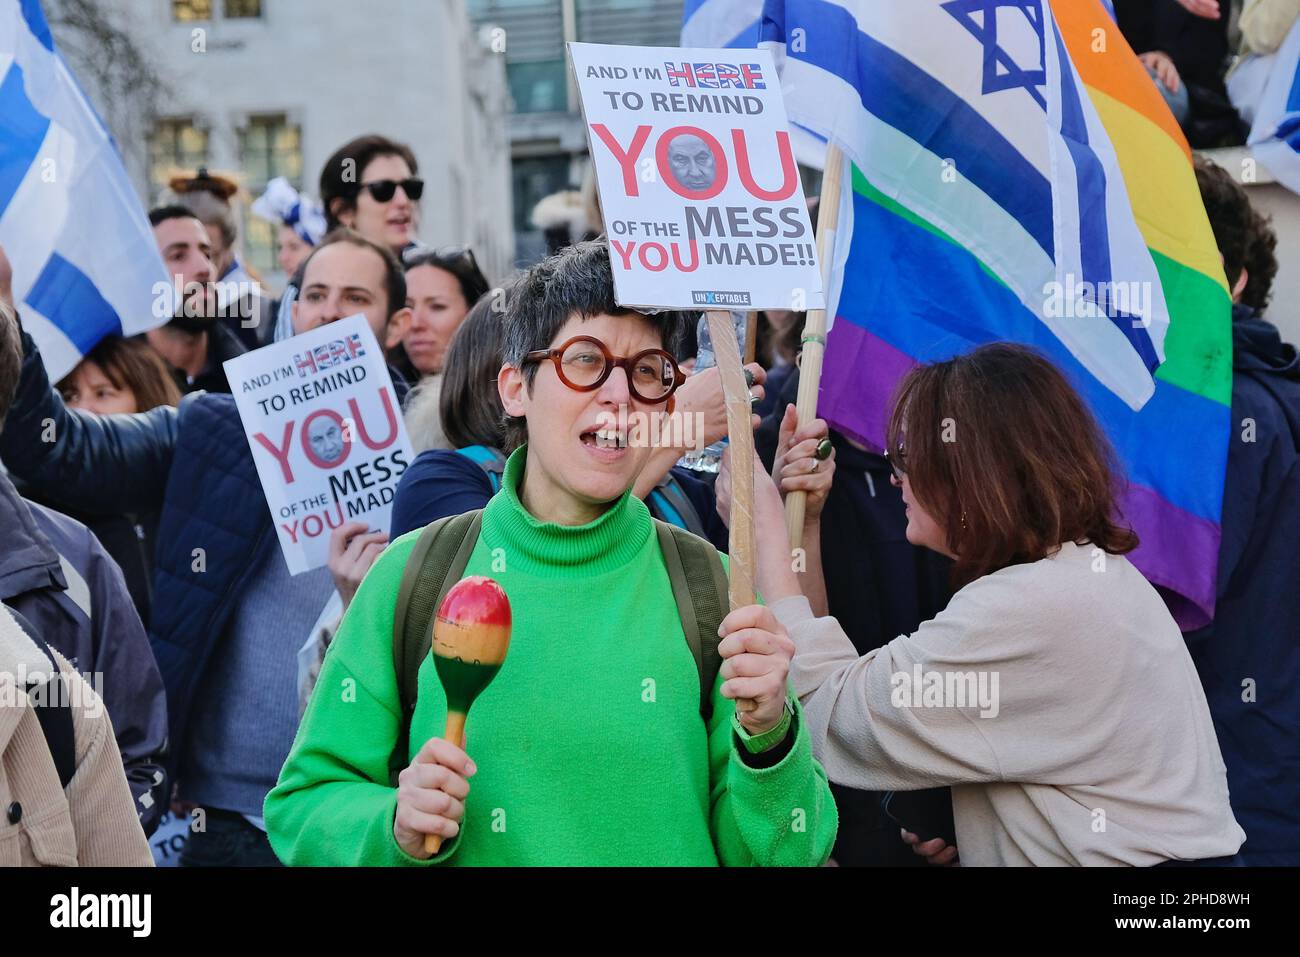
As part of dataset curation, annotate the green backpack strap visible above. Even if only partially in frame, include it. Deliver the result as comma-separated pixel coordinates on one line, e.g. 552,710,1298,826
653,519,730,723
388,509,484,784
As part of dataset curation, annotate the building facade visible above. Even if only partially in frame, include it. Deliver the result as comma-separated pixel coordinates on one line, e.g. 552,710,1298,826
56,0,514,286
467,0,686,264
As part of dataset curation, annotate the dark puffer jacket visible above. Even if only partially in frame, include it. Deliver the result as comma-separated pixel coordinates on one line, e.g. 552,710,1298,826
0,473,168,834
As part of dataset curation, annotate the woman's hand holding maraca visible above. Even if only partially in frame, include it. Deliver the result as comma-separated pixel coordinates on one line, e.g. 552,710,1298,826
393,736,476,860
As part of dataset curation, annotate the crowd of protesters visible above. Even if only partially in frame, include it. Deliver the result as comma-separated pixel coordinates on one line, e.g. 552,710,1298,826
0,122,1296,867
1117,0,1300,149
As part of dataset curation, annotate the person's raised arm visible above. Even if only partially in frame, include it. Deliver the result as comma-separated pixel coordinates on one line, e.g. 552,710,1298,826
0,326,178,516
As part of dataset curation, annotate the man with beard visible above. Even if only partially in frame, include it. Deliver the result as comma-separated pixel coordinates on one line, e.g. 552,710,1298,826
144,206,247,394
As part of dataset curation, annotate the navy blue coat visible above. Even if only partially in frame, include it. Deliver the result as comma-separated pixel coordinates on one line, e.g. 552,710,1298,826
1185,309,1300,865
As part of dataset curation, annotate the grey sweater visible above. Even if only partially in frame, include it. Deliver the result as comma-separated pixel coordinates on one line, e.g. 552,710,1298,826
185,551,333,818
777,542,1246,866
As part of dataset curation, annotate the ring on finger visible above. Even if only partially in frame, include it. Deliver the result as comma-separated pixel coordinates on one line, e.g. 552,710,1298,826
814,437,833,460
809,458,820,474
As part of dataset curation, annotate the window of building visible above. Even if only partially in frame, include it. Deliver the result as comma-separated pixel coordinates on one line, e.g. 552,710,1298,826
224,0,262,18
507,61,568,113
172,0,213,20
576,0,684,48
512,153,572,236
239,115,303,277
148,119,209,200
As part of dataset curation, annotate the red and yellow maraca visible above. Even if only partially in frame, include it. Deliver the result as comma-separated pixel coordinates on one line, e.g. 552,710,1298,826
425,575,512,855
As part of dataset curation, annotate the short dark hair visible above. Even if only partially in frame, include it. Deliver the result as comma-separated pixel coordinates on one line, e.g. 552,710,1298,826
500,239,694,450
501,239,691,377
0,300,21,431
440,294,508,450
301,228,407,319
319,134,419,231
1194,156,1278,312
886,342,1137,590
403,247,491,309
149,204,203,228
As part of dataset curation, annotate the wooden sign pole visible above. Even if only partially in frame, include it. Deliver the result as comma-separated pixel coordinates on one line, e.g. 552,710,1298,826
706,309,756,611
785,143,845,550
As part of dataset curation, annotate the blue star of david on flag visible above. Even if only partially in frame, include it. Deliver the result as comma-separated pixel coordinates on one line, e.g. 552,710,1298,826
942,0,1048,110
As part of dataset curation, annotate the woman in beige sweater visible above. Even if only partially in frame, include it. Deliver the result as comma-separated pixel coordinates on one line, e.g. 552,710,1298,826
754,344,1245,866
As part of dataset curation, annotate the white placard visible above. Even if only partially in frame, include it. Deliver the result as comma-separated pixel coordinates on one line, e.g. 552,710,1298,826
223,315,414,575
570,42,824,312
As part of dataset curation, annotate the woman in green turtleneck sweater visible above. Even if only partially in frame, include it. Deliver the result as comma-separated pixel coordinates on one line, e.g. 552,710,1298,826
264,241,837,866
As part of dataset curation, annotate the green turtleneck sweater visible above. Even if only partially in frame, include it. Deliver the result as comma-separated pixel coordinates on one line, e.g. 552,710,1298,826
265,447,837,866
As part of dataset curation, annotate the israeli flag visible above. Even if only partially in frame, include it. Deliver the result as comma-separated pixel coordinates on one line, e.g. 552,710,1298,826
0,0,172,381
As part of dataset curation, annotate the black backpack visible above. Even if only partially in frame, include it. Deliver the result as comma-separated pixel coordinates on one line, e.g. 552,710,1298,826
386,510,729,784
5,605,76,789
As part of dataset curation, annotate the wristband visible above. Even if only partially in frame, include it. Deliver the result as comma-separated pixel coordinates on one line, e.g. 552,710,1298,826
732,698,794,754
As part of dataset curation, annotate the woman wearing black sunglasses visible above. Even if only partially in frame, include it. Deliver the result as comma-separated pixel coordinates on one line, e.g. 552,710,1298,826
319,134,422,254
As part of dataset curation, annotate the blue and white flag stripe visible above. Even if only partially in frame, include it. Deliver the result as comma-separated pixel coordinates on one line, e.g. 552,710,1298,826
1244,17,1300,196
686,0,1168,409
0,0,171,381
681,0,762,50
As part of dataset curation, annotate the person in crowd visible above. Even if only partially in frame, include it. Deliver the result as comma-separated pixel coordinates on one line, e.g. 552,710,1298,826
266,240,837,866
309,281,748,710
1186,157,1300,865
757,342,1244,866
751,365,953,867
750,309,802,419
1227,0,1300,125
0,230,412,866
390,246,490,385
530,188,601,257
305,291,755,712
383,248,491,449
0,605,154,866
1115,0,1245,147
272,134,423,344
144,204,248,394
0,293,156,864
251,175,327,280
0,464,171,837
319,134,421,254
1238,0,1300,56
40,336,182,627
58,335,182,415
170,168,271,350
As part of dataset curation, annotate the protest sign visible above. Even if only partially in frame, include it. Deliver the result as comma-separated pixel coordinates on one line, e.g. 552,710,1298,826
223,315,414,575
569,42,825,312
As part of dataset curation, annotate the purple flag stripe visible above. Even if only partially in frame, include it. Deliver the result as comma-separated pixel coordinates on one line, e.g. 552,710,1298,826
819,321,1219,629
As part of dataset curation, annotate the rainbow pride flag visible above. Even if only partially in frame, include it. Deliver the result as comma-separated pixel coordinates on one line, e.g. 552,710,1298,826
749,0,1232,629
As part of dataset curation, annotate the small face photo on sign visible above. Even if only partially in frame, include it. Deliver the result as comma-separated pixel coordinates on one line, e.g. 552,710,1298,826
666,133,718,193
307,416,346,463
